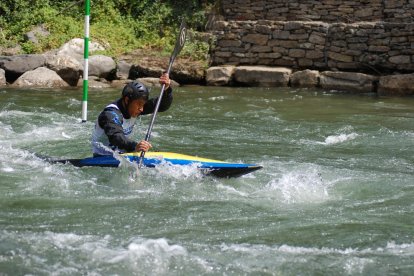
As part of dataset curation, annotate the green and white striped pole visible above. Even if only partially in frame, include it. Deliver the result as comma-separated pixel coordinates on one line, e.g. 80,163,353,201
81,0,90,122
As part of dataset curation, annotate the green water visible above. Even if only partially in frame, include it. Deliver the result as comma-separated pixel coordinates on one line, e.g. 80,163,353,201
0,86,413,275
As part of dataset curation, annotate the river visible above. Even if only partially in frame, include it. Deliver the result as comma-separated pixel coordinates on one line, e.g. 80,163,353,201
1,86,413,275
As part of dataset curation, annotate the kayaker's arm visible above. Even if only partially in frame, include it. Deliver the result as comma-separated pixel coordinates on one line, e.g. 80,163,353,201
98,109,137,152
141,86,173,115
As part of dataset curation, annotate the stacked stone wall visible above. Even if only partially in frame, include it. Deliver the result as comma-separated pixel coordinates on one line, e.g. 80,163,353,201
212,20,414,73
222,0,414,23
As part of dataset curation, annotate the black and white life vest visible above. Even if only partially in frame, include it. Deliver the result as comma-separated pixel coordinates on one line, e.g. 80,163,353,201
91,103,138,156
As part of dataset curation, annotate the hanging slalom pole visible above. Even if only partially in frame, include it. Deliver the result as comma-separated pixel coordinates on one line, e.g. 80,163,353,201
81,0,90,122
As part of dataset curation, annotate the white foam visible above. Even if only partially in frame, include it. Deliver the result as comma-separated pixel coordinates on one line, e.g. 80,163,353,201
86,236,187,274
216,184,249,197
265,168,329,204
1,230,187,274
323,133,358,145
151,161,204,180
208,96,226,101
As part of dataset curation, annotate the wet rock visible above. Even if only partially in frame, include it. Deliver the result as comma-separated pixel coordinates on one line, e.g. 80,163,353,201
88,78,112,88
0,54,46,83
291,69,320,87
234,66,291,87
378,74,414,96
320,71,378,92
206,66,235,86
110,79,131,88
77,76,112,88
12,67,69,88
45,54,82,86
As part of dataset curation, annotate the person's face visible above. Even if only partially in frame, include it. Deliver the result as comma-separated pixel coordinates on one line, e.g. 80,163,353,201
126,98,146,117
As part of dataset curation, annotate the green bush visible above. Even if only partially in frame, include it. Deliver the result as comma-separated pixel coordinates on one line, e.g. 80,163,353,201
0,0,216,62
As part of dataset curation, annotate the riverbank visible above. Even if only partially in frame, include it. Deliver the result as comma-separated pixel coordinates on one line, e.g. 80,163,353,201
1,38,413,96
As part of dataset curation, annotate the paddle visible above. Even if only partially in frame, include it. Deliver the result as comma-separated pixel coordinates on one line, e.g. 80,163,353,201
139,19,187,168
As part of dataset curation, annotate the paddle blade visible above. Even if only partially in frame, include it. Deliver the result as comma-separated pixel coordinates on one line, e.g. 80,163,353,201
171,19,187,63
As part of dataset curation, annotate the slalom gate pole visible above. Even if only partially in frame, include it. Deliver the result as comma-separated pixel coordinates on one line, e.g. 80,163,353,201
81,0,90,122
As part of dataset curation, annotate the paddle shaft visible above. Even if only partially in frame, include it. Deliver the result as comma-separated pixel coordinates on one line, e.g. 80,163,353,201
139,20,186,167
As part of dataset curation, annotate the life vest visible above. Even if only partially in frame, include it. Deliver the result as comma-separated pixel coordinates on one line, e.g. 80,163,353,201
91,103,138,156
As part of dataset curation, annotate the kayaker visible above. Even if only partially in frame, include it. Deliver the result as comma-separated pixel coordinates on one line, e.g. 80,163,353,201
91,73,172,156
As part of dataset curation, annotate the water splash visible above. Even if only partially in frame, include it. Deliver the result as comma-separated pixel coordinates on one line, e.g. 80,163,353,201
265,167,329,204
323,133,359,145
0,231,187,275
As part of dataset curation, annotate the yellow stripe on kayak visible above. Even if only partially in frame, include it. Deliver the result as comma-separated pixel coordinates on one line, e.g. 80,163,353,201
121,151,228,163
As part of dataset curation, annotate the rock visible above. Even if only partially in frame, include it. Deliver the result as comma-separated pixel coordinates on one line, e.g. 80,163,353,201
129,64,163,79
77,76,112,88
110,79,131,88
45,54,82,86
88,79,112,88
12,67,69,88
24,24,50,44
328,52,354,63
0,68,6,86
89,55,117,80
378,74,414,96
242,34,269,45
206,66,236,86
0,54,46,83
291,69,320,87
56,38,105,61
116,60,132,80
320,71,378,92
388,55,411,64
171,67,205,85
137,77,180,88
234,66,292,87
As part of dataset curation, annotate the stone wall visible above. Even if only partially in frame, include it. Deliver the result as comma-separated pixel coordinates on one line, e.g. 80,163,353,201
222,0,414,23
212,20,414,73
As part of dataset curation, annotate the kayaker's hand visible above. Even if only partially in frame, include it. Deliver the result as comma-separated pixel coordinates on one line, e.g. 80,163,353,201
135,140,152,152
159,73,171,89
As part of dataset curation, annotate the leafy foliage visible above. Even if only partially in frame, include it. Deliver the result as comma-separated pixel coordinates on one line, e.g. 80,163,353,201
0,0,216,61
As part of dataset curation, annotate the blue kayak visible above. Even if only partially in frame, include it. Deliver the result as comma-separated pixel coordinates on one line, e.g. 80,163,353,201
53,151,262,178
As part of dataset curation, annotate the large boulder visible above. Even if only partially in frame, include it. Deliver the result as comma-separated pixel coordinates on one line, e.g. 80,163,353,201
170,66,205,85
0,54,46,83
206,66,235,86
12,67,69,88
56,38,105,61
89,55,117,80
0,69,6,86
378,74,414,96
320,71,378,92
291,69,320,87
45,54,83,86
116,60,133,80
233,66,292,87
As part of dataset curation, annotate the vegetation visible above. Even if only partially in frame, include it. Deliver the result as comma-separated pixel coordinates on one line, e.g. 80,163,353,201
0,0,217,61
